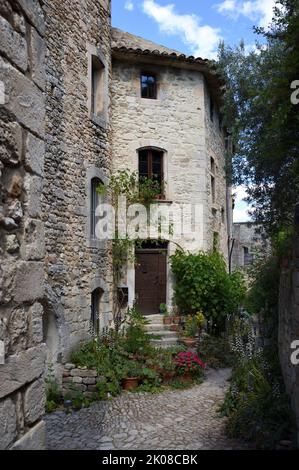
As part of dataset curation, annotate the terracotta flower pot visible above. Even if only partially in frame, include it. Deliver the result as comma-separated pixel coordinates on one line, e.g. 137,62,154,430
178,373,192,383
122,377,139,391
182,337,197,348
170,324,179,332
163,317,173,325
162,371,175,382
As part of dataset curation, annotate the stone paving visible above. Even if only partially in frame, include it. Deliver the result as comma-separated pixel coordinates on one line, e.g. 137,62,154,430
45,368,250,450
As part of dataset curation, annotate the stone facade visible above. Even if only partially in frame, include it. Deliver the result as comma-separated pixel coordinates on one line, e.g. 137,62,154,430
278,204,299,445
0,0,232,449
231,222,270,271
42,0,113,370
0,0,46,450
111,28,230,310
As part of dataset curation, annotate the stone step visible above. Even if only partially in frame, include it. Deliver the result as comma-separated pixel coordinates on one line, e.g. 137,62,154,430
147,330,178,338
145,323,167,331
145,315,164,323
151,338,179,348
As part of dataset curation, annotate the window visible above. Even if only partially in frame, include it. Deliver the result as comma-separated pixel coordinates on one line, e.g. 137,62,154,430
141,73,157,99
91,55,105,116
90,178,102,239
91,288,103,335
138,149,164,195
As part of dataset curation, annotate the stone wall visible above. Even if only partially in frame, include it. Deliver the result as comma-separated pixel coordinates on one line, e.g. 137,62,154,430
203,79,230,259
0,0,46,449
278,203,299,445
62,364,102,400
42,0,113,369
111,56,229,307
232,222,270,270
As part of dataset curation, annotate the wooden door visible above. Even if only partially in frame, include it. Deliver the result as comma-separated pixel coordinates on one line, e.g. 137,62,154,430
135,250,167,315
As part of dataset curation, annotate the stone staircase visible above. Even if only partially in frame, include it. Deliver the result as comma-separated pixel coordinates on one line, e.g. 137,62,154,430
144,314,179,348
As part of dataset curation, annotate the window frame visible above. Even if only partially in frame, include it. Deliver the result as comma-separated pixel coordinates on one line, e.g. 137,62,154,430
90,177,103,240
140,72,158,100
138,148,164,197
91,288,103,336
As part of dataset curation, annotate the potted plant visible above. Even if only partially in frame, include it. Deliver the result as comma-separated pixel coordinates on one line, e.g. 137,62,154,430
172,306,181,325
180,315,198,347
121,362,141,391
160,303,172,325
181,313,206,348
175,351,206,383
146,356,161,373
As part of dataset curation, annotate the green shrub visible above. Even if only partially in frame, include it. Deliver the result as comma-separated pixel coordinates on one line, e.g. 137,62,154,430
45,364,62,413
171,250,246,333
220,355,292,449
64,386,90,410
198,334,234,369
220,315,293,449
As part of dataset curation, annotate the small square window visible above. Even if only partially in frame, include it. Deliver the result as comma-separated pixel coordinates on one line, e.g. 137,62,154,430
141,74,157,99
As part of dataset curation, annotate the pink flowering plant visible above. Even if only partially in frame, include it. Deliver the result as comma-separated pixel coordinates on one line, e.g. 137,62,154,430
175,352,206,377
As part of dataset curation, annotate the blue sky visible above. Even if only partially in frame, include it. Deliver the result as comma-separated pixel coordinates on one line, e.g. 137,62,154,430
112,0,277,220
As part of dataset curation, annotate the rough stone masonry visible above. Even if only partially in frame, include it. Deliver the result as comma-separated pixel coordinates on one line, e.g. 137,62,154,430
0,0,47,450
0,0,113,449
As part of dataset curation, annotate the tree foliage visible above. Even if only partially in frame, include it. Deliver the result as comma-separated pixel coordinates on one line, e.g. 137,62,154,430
217,0,299,236
170,250,246,333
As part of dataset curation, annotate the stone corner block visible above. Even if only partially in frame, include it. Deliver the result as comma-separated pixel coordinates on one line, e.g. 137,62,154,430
0,344,46,399
14,261,44,303
10,420,45,450
0,398,17,450
24,378,45,425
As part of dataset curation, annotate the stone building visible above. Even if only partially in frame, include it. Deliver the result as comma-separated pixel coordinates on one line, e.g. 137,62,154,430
231,222,269,271
42,0,113,374
111,28,232,314
0,0,231,449
0,0,47,450
0,0,112,450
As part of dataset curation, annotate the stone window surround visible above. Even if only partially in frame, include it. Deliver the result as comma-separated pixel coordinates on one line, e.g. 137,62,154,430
86,166,109,249
87,44,109,129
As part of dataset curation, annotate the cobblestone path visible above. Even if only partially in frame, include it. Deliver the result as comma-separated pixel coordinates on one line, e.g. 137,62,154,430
45,368,250,450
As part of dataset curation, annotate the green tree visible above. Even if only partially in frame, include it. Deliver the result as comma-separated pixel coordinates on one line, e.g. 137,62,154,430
217,0,299,236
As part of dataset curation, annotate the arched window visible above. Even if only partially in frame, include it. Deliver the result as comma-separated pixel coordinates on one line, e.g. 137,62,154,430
138,148,164,196
90,178,102,239
90,288,103,336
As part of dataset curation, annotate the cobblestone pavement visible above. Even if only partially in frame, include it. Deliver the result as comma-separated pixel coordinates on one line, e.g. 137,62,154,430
45,368,250,450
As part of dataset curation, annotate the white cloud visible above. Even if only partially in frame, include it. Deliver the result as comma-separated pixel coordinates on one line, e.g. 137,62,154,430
142,0,222,59
216,0,277,28
233,185,253,222
125,0,134,11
